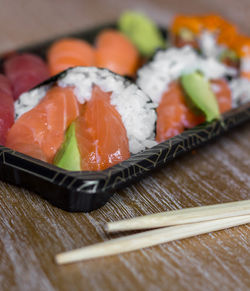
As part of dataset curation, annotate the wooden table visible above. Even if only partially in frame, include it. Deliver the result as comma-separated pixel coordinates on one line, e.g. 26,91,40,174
0,1,249,290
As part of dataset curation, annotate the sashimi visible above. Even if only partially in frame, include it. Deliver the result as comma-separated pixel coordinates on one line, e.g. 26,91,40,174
47,38,95,76
0,75,14,145
96,29,139,76
210,79,232,113
156,81,204,142
76,85,130,171
4,53,50,100
6,86,80,163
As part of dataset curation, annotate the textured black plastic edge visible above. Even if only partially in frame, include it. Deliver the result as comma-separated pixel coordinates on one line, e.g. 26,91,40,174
0,103,249,212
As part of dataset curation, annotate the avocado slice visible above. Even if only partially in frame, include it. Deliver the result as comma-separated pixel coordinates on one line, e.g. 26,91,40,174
181,72,220,122
118,11,166,57
54,122,81,171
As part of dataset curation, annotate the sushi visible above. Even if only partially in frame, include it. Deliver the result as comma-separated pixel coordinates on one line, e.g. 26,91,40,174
47,30,140,77
4,53,50,100
118,11,166,57
137,46,234,140
7,67,156,170
0,75,14,145
95,29,140,76
171,14,237,58
47,38,95,76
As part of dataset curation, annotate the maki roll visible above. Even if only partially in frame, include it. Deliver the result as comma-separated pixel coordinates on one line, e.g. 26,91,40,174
137,46,235,142
171,14,238,66
7,67,156,171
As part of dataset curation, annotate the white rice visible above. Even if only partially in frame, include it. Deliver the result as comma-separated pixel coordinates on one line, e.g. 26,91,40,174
230,78,250,107
15,67,157,154
137,46,236,104
198,30,226,59
15,85,50,119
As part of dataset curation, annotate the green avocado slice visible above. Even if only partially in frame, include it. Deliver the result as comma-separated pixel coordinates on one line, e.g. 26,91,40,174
181,72,220,122
118,11,166,57
54,122,81,171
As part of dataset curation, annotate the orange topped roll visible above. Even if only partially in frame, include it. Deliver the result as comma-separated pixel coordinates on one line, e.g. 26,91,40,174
171,14,237,49
95,29,139,76
171,15,202,35
232,35,250,57
47,38,95,76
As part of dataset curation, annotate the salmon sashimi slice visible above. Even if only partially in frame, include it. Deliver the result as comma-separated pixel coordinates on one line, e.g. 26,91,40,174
4,53,50,100
156,81,204,143
76,85,130,171
210,79,232,113
0,75,14,145
47,38,96,76
96,29,139,76
6,86,80,163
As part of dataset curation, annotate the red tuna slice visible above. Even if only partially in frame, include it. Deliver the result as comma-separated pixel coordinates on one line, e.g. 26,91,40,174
76,85,130,171
210,79,232,113
156,81,204,143
0,75,14,145
6,86,80,163
4,53,50,100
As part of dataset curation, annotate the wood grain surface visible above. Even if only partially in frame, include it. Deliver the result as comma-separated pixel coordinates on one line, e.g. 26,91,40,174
0,1,249,290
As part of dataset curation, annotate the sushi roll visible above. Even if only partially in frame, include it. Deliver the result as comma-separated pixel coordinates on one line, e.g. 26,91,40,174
4,53,50,100
137,46,234,142
7,67,156,170
171,14,238,63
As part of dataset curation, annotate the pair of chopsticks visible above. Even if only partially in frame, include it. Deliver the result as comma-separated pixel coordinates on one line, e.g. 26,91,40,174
55,200,250,265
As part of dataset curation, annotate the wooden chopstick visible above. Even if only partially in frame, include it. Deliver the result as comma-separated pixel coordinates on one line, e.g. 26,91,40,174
106,200,250,232
55,214,250,265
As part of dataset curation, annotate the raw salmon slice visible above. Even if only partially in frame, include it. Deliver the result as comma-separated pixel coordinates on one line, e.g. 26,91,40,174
210,79,232,113
6,86,80,163
48,38,95,76
96,29,139,76
4,53,50,100
0,75,14,145
76,85,130,171
156,81,204,142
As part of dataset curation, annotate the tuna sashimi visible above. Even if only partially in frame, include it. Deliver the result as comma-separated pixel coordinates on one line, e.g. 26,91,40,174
96,29,139,76
211,79,232,113
4,53,50,100
76,85,130,171
156,81,204,142
47,38,95,76
6,86,80,163
0,75,14,145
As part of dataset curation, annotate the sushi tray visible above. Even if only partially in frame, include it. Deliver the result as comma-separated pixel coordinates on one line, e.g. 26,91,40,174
0,13,250,212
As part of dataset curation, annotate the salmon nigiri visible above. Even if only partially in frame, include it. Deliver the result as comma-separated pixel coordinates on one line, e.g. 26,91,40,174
96,29,139,76
47,38,95,76
6,86,80,163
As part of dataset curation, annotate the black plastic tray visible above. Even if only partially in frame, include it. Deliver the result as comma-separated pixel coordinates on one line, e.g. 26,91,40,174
1,24,250,212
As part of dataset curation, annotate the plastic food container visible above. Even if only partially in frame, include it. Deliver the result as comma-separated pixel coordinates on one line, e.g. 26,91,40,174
0,24,250,212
